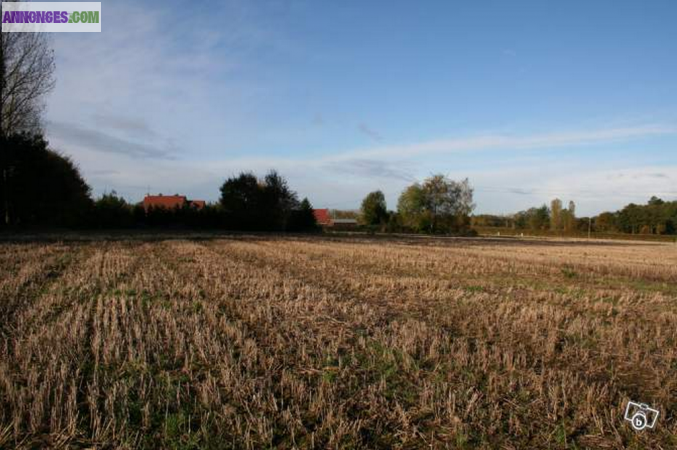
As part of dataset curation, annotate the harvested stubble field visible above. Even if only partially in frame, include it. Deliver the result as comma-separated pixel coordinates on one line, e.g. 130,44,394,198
1,235,676,449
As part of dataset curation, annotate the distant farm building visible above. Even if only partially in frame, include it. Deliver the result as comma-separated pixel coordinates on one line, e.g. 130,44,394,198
143,194,205,211
313,209,333,226
331,218,359,230
189,200,206,209
313,209,358,230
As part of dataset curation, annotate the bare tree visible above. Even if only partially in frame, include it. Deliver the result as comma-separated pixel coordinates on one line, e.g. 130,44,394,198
1,9,56,137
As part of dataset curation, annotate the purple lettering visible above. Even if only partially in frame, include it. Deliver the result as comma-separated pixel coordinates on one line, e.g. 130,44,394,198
45,11,53,23
61,12,68,23
2,11,12,23
53,11,61,23
28,11,36,23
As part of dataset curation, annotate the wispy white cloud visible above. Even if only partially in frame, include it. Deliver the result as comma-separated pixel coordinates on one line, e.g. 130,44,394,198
323,158,415,182
332,123,677,161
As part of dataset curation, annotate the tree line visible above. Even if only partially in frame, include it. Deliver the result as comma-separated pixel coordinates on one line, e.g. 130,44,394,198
596,196,677,235
1,130,478,235
509,199,579,232
473,196,677,236
0,133,319,231
0,130,479,235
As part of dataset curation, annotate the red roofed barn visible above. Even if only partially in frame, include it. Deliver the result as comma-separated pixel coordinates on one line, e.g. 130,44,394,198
143,194,205,211
313,209,332,226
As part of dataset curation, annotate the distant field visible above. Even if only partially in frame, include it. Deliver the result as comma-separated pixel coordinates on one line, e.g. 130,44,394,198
1,236,676,448
475,226,677,243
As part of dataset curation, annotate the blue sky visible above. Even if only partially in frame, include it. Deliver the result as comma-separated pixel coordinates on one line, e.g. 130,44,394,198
44,0,677,215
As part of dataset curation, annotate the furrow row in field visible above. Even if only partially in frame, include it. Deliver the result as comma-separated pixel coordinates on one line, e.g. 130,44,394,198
0,243,76,335
0,243,141,448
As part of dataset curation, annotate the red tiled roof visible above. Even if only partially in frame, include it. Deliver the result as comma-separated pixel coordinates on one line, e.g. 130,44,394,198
313,209,332,225
143,195,187,210
189,200,206,210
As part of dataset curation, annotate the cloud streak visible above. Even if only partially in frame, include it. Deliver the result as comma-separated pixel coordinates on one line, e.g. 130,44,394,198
323,158,415,181
91,113,158,140
358,123,383,142
334,123,677,161
47,121,174,159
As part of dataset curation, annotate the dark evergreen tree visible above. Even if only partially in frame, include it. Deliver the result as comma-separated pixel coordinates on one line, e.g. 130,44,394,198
1,133,92,228
93,191,133,228
289,197,319,232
